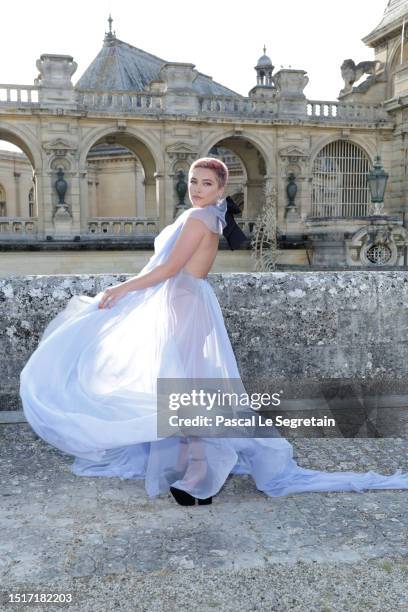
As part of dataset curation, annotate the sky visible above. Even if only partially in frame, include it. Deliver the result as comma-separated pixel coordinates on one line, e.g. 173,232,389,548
0,0,392,152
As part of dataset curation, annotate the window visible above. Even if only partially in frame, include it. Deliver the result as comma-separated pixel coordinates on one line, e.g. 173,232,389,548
28,187,34,217
311,140,371,217
0,184,6,216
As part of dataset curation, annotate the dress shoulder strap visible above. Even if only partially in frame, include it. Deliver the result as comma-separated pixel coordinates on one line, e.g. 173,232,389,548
184,205,225,235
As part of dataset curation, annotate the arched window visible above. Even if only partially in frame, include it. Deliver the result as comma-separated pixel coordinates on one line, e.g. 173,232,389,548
0,184,6,216
311,140,371,217
390,41,408,98
28,187,34,217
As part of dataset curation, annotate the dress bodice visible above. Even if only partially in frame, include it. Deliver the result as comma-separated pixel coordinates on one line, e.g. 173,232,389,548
142,201,227,276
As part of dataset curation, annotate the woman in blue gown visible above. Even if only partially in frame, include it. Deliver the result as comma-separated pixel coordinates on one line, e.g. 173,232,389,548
19,157,408,505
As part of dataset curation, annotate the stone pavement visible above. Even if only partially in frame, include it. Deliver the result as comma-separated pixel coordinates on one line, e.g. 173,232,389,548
1,424,408,612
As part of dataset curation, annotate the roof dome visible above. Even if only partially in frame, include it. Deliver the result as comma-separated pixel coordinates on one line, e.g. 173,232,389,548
257,54,272,67
256,46,273,68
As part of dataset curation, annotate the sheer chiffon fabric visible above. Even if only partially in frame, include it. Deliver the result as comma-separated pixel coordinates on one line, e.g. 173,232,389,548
20,202,408,499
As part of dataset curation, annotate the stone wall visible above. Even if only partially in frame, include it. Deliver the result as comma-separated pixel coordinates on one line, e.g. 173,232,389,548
2,272,408,410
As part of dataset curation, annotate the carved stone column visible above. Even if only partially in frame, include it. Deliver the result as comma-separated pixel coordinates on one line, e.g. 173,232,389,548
32,171,45,238
155,171,174,230
14,172,21,217
87,180,97,217
134,160,145,217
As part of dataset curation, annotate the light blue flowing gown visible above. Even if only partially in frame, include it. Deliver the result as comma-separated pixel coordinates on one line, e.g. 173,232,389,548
20,201,408,499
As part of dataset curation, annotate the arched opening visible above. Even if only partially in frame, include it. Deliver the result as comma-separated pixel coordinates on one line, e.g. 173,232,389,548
390,41,408,98
0,138,37,219
206,136,268,234
28,187,34,217
311,140,371,217
84,132,158,237
86,143,146,217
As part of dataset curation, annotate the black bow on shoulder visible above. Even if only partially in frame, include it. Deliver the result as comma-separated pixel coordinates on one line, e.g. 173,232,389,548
222,196,247,250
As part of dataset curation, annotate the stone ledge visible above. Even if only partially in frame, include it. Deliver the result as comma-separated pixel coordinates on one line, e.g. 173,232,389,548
2,271,408,411
0,411,25,423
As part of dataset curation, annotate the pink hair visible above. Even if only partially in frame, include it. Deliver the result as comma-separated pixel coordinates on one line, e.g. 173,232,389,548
189,157,229,188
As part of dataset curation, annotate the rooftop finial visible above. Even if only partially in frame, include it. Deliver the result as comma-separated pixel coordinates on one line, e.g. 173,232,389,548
104,14,116,43
263,44,266,55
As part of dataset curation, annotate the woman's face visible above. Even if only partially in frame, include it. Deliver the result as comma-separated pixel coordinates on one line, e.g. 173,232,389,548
188,167,223,207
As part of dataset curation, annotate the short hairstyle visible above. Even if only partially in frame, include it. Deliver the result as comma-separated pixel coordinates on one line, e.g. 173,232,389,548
189,157,229,188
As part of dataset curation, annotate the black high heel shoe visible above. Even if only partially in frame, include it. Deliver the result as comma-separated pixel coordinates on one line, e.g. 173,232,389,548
168,444,213,506
169,486,196,506
197,496,212,505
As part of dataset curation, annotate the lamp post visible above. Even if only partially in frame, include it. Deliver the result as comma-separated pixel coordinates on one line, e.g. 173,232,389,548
367,155,389,215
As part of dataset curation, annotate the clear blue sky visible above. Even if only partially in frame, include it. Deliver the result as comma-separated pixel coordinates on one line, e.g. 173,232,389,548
0,0,392,152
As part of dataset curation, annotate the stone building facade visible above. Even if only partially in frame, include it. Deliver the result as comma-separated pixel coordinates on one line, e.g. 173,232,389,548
1,0,408,269
0,150,36,217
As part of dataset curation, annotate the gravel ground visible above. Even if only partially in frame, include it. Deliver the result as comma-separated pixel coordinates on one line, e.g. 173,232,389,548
1,424,408,612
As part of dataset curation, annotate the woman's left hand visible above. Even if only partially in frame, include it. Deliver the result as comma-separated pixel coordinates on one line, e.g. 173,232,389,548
98,284,130,309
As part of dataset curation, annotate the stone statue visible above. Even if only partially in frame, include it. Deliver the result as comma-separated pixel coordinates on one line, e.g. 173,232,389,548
340,59,382,95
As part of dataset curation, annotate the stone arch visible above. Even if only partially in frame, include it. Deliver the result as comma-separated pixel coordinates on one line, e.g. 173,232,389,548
79,126,162,175
310,138,372,218
388,40,408,98
0,127,42,222
310,135,375,170
199,130,270,221
79,126,163,223
199,129,271,175
0,123,42,169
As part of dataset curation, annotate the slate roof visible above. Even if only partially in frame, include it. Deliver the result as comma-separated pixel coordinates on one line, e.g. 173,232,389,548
363,0,408,44
75,34,242,97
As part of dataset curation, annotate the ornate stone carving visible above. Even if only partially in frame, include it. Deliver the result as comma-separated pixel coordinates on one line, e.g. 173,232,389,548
159,63,198,90
35,54,77,106
175,170,187,202
346,221,408,267
43,139,77,158
285,173,298,220
52,166,73,237
278,146,309,163
274,69,309,98
279,146,308,179
166,142,197,164
35,54,77,89
54,168,68,205
340,59,384,96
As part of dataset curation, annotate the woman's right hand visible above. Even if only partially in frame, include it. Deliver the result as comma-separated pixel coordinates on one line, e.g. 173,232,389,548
98,284,130,310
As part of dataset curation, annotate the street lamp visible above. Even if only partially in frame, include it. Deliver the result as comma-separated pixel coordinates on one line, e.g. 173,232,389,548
367,155,389,215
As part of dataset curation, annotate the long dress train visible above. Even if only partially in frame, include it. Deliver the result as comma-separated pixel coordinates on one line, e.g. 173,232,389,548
19,201,408,499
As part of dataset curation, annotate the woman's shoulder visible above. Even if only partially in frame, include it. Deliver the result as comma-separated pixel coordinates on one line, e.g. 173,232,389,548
183,206,220,235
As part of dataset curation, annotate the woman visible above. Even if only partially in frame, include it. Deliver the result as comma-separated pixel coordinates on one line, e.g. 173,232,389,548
20,157,408,506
